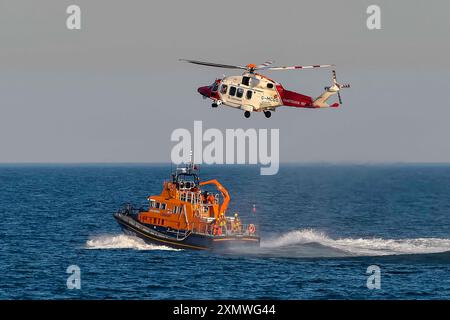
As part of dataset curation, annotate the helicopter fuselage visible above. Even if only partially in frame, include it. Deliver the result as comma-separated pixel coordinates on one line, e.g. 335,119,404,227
197,73,316,114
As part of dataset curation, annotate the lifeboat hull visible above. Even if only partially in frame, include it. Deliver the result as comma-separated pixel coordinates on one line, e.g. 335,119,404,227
114,213,260,251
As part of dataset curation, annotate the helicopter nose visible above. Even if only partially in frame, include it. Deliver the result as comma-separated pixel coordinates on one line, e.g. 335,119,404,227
197,86,211,97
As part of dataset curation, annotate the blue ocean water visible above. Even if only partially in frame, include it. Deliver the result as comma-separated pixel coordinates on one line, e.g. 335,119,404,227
1,164,450,299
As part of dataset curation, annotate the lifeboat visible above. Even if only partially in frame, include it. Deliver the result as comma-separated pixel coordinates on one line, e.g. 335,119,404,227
113,163,260,250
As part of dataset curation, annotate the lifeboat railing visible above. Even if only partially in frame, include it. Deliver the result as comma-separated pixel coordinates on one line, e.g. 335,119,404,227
117,203,143,216
177,191,220,205
187,222,258,237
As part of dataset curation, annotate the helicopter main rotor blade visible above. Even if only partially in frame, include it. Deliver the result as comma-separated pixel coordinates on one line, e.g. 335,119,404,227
255,60,275,70
179,59,247,70
266,64,335,71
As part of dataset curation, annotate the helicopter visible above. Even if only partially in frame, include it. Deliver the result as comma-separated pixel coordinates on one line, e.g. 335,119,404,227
180,59,350,118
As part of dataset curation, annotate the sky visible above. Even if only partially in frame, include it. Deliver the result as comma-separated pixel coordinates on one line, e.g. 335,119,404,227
0,0,450,163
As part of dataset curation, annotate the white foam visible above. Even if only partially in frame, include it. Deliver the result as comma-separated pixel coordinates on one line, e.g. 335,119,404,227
261,229,450,256
85,234,181,251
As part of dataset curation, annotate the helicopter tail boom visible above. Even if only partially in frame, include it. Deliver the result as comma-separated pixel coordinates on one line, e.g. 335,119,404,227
312,86,341,108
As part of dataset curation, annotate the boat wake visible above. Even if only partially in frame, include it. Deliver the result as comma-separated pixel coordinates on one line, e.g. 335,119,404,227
259,229,450,257
85,234,182,251
85,230,450,258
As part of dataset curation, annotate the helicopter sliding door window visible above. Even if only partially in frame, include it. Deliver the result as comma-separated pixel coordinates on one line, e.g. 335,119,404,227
229,86,237,96
242,76,250,86
220,84,228,94
236,88,244,98
246,90,253,100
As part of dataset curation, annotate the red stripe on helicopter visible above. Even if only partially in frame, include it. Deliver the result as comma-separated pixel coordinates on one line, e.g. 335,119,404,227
276,84,313,108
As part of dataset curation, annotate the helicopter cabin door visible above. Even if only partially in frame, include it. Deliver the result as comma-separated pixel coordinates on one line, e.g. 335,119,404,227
224,76,256,110
226,85,245,108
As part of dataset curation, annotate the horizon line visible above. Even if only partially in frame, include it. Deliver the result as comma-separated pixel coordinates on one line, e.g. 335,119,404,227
1,161,450,166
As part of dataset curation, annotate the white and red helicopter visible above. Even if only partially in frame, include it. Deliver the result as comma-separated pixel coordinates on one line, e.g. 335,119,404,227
181,59,350,118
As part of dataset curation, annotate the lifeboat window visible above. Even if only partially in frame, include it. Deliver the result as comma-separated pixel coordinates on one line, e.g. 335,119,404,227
229,86,236,96
246,90,253,100
236,88,244,98
161,203,167,210
220,84,228,94
149,200,156,208
267,83,274,89
173,206,178,214
242,76,250,86
155,202,160,209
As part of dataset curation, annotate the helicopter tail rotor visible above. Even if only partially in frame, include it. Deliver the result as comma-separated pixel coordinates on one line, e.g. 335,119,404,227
331,70,350,105
314,70,350,108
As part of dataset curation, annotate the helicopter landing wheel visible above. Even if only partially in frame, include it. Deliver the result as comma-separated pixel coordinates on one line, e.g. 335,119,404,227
212,103,218,108
264,111,272,118
244,111,251,118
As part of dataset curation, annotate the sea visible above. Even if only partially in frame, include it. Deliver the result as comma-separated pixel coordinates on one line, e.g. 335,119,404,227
1,164,450,299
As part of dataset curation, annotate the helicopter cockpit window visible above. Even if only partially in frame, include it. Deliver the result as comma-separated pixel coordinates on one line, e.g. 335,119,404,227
220,84,228,94
267,83,274,89
229,86,237,96
242,76,250,86
236,88,244,98
246,90,253,100
212,82,219,92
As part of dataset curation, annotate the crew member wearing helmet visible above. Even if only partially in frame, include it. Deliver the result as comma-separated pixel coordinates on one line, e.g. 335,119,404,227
232,213,242,233
217,212,227,234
